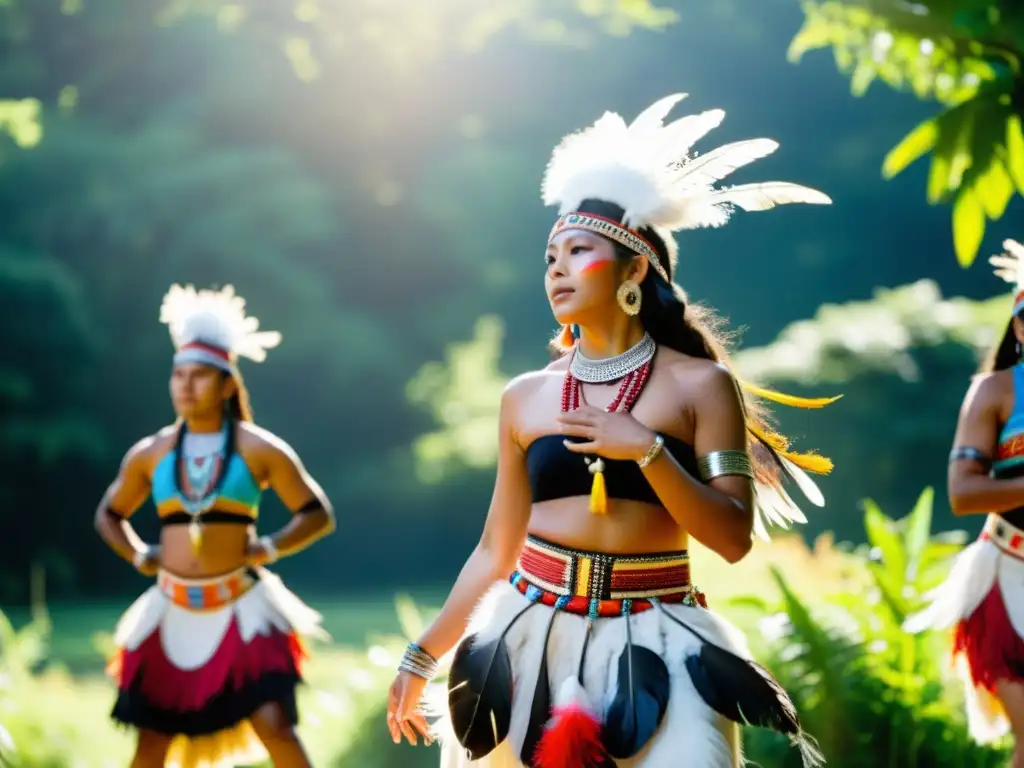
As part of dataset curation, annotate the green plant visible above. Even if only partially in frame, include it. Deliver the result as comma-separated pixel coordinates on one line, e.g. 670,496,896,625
789,0,1024,266
741,488,1008,767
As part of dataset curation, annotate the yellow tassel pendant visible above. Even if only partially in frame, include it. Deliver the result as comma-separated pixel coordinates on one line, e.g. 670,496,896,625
588,458,608,514
188,520,203,552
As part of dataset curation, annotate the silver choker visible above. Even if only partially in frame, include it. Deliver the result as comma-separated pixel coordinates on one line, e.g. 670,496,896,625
570,333,656,383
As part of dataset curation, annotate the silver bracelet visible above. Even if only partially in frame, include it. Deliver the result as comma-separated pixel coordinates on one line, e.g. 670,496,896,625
948,446,991,466
258,535,279,564
132,544,159,570
637,434,665,468
697,449,754,481
399,643,439,681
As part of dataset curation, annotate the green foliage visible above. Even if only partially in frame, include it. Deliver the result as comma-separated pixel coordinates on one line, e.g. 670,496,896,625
158,0,679,74
406,316,510,483
743,489,1006,767
0,99,41,149
734,279,1007,383
734,280,1007,543
789,0,1024,265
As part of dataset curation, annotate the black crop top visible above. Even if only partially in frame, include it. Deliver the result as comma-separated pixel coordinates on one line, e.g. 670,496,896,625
526,433,699,506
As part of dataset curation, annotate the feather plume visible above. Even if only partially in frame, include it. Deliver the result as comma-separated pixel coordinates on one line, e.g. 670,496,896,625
602,616,670,759
705,181,833,211
159,284,281,362
740,381,842,409
747,427,830,541
669,139,780,190
533,677,612,768
447,604,536,759
990,238,1024,292
541,92,830,235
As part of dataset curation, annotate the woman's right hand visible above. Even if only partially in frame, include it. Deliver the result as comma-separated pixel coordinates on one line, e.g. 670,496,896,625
385,670,432,746
133,545,161,577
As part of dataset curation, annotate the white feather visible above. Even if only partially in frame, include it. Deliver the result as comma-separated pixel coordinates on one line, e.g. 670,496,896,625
159,283,281,363
669,139,780,191
990,238,1024,291
779,456,826,508
651,109,726,168
628,92,689,134
703,181,833,212
541,93,830,239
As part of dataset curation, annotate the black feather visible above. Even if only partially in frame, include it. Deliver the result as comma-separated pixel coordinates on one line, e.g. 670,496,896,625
447,603,536,759
657,604,801,734
684,644,800,734
521,609,558,766
604,645,670,757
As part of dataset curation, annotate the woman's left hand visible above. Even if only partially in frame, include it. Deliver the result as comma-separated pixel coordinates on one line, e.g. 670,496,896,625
245,539,274,567
557,406,658,462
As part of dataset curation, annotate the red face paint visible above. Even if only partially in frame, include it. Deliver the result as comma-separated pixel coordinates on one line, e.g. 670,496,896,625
578,253,614,275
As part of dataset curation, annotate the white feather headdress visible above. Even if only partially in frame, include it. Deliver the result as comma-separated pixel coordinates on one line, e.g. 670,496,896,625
990,239,1024,312
542,93,831,277
159,283,282,371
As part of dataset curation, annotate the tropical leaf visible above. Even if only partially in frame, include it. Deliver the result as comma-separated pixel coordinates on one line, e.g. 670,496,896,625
952,184,985,266
1005,114,1024,191
882,117,938,178
790,0,1024,268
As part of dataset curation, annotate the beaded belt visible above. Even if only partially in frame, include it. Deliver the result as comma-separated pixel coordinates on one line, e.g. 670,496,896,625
157,568,255,611
512,535,706,619
982,515,1024,560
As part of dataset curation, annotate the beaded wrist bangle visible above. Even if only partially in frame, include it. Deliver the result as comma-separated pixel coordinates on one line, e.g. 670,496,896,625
258,535,279,564
399,643,439,681
698,449,754,481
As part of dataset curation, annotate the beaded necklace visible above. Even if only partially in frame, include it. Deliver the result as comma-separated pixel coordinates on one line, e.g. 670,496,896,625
561,344,653,514
172,420,232,551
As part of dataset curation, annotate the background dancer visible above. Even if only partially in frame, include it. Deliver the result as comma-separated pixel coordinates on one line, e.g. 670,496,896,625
906,239,1024,765
95,283,335,768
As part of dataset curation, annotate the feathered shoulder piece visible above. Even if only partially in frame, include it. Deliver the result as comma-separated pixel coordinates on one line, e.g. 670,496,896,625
159,283,282,370
541,93,831,241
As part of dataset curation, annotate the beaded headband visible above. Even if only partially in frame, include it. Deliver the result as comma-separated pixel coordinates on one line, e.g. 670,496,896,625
548,212,669,282
173,341,234,373
160,283,282,368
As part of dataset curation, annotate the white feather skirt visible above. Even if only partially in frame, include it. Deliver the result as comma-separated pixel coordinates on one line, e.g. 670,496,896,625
903,514,1024,744
109,567,325,768
429,580,742,768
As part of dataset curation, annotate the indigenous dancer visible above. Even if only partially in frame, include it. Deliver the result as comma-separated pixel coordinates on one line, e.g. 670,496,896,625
385,93,838,767
94,284,335,768
905,238,1024,757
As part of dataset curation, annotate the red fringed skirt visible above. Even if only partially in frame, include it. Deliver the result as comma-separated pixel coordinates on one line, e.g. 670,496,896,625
952,583,1024,693
107,567,323,766
904,513,1024,744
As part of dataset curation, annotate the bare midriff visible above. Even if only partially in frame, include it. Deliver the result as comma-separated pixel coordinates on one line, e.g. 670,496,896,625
527,497,688,555
159,523,257,578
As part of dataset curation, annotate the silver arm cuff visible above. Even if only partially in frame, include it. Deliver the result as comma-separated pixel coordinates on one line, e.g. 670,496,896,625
948,446,991,466
697,450,754,482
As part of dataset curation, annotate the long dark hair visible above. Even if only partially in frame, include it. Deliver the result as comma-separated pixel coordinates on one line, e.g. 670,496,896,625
549,198,833,482
223,369,254,422
980,316,1021,374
